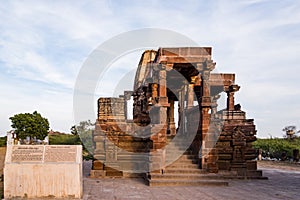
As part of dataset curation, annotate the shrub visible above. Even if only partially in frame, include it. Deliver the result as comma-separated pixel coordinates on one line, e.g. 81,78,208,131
253,137,300,160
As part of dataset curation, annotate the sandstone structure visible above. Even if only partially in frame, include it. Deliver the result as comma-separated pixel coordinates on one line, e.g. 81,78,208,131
90,47,264,185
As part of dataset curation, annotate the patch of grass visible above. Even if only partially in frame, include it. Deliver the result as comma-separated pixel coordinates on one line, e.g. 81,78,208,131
0,137,6,147
49,134,81,145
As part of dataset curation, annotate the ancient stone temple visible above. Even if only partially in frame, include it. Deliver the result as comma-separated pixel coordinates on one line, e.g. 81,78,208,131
90,47,265,186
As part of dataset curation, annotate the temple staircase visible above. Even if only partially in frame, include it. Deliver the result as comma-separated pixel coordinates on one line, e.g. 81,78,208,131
146,137,229,186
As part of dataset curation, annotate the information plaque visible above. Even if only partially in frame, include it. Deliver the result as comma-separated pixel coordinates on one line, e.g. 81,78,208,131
9,145,78,163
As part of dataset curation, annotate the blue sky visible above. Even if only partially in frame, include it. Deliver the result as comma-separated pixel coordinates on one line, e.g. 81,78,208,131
0,0,300,138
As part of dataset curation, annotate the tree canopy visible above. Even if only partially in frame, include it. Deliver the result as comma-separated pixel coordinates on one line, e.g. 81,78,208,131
9,111,49,140
282,126,299,139
70,120,94,156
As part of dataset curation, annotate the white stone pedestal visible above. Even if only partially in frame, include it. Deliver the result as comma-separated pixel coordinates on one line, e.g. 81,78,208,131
4,145,82,199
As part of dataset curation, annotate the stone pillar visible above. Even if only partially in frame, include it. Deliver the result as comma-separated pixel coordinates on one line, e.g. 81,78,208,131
179,85,186,134
151,64,168,149
90,120,107,177
168,99,176,135
158,64,168,106
201,107,213,170
177,88,182,132
187,76,197,109
211,95,220,117
201,70,210,170
152,83,158,102
225,85,240,111
202,71,210,97
227,92,235,111
200,64,218,172
187,84,194,108
148,65,169,175
123,91,132,120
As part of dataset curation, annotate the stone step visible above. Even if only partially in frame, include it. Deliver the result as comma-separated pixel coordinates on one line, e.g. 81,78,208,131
221,175,268,180
166,158,198,165
177,154,198,159
116,154,150,160
166,164,199,169
149,174,219,180
165,156,198,164
165,152,189,157
218,170,268,180
162,168,205,174
165,154,190,160
247,170,263,177
165,145,191,149
165,149,189,153
147,179,228,186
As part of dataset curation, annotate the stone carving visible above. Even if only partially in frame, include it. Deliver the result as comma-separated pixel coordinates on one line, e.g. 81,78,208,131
90,47,264,183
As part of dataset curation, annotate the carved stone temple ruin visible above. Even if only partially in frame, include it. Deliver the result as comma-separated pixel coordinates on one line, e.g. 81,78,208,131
90,47,265,186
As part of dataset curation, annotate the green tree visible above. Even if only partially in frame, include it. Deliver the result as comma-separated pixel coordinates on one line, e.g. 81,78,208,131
9,111,49,141
282,125,299,139
76,120,95,133
71,120,95,160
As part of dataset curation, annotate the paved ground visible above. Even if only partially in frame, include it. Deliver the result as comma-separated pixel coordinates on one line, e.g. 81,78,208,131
82,161,300,200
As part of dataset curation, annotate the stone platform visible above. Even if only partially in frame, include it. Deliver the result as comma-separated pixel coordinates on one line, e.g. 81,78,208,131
83,161,299,200
16,161,299,200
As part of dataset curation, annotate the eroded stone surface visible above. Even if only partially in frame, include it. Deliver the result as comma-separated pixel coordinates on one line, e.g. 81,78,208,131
91,47,262,183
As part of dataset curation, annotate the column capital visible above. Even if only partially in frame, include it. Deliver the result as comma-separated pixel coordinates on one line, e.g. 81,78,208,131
224,84,240,93
204,59,216,71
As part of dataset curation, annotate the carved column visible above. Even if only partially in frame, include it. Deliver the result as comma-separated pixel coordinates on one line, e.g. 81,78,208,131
187,76,197,109
158,64,168,106
149,64,169,175
211,94,221,117
227,92,234,111
151,64,168,150
177,87,183,132
152,83,158,104
179,84,187,134
157,64,168,124
225,85,240,111
168,99,176,135
200,59,218,172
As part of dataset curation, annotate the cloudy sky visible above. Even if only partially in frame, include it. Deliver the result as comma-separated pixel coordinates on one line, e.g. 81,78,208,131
0,0,299,138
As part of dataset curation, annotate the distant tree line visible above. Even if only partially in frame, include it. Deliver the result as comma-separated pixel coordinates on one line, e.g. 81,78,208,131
253,137,300,160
